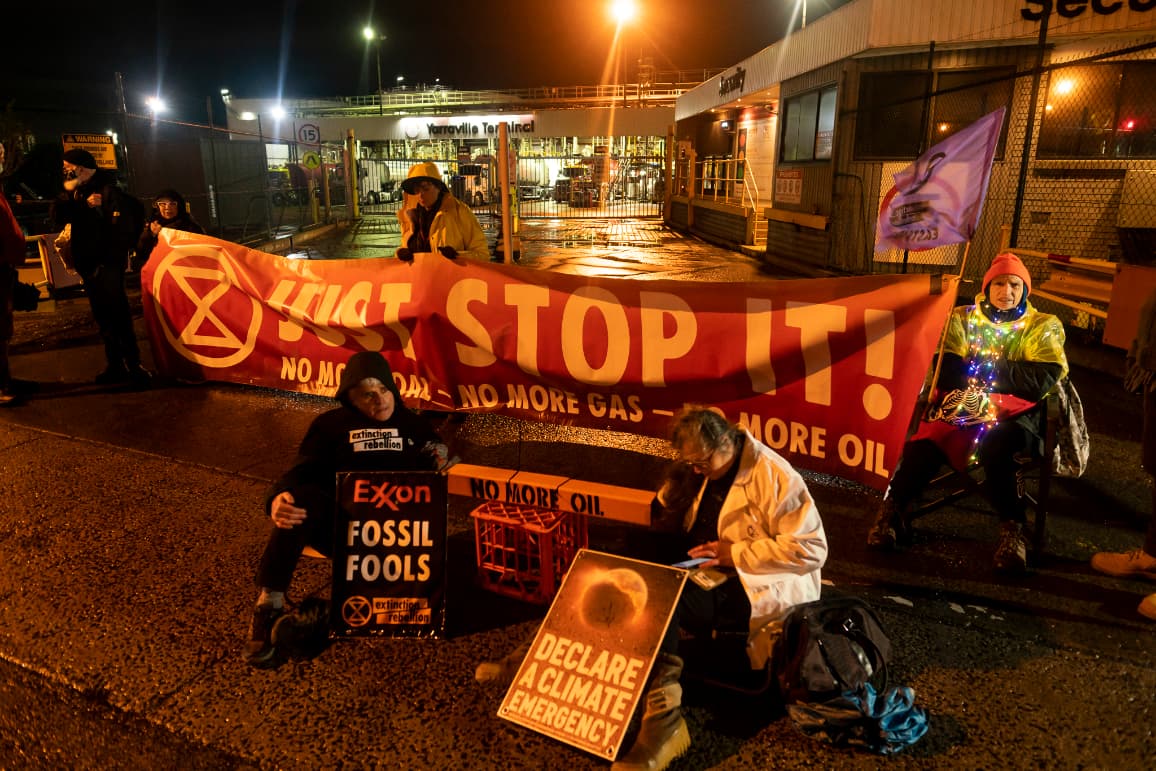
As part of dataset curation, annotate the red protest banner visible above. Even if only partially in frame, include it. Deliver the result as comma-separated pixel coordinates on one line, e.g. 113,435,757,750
141,230,958,489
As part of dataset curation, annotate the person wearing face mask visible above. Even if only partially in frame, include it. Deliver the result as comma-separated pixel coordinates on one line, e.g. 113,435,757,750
867,252,1069,573
51,148,150,386
242,350,452,668
134,188,204,268
394,161,489,262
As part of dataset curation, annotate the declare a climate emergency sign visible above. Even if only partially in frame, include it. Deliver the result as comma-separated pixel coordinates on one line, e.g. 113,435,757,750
141,230,959,490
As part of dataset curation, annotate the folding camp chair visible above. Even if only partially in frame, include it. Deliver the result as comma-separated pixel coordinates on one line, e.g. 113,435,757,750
907,396,1058,555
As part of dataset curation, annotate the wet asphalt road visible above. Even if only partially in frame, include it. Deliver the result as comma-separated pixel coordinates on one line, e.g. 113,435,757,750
1,218,1154,769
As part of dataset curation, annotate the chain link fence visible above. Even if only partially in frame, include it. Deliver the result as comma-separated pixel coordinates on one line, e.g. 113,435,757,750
851,38,1156,329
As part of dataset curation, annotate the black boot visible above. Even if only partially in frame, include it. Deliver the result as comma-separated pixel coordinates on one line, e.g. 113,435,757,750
612,653,690,771
866,497,911,550
994,521,1028,573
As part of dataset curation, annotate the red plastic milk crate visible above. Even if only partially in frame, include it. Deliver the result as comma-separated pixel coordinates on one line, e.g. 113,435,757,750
471,500,588,604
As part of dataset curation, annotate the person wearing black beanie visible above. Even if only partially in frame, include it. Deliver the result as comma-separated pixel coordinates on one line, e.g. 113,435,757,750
53,147,150,385
134,188,204,268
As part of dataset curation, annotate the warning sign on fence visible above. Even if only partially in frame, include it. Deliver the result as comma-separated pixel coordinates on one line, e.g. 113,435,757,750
62,133,118,170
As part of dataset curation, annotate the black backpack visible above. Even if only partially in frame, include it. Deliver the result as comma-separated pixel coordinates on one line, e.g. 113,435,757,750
772,595,928,754
774,595,891,705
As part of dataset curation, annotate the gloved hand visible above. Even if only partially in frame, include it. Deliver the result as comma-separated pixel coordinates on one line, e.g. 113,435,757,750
395,247,414,262
437,245,458,259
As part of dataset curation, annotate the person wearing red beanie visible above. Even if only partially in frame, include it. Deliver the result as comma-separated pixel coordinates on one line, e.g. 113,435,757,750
867,252,1070,573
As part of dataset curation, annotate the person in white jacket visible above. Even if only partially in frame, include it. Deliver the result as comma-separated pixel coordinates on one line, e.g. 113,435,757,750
612,404,828,771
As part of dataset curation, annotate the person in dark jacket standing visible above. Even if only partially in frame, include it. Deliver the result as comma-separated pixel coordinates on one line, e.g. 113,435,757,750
52,148,149,385
134,188,203,268
243,350,452,667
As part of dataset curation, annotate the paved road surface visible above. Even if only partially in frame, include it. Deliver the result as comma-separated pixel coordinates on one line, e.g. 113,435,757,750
1,220,1153,769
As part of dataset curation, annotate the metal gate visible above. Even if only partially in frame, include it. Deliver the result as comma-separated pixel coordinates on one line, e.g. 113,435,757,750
506,154,664,219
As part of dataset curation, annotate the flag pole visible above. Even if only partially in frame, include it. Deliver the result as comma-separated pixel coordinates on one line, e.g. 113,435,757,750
923,240,972,418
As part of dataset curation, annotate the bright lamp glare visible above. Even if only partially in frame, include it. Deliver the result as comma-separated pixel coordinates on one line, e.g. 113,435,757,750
145,96,167,114
611,0,637,25
362,26,375,41
270,105,286,120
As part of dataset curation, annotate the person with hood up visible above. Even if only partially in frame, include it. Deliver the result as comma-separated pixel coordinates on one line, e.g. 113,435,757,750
866,252,1069,573
134,188,204,268
52,148,150,385
243,350,452,668
394,161,490,262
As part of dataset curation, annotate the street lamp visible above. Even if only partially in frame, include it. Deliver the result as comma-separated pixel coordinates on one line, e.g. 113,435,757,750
362,25,386,114
610,0,637,107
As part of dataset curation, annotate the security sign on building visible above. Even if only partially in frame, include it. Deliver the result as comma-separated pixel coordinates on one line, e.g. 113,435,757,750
332,471,448,638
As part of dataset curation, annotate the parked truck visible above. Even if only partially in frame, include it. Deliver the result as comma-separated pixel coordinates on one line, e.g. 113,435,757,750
357,159,402,205
452,162,491,206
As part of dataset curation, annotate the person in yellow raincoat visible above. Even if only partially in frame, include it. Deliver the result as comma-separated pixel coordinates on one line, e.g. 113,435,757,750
394,161,490,262
867,252,1068,573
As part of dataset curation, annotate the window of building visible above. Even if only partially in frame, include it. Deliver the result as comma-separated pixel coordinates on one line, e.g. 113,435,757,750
932,68,1013,151
781,85,838,162
1037,62,1156,159
853,72,929,159
853,67,1013,160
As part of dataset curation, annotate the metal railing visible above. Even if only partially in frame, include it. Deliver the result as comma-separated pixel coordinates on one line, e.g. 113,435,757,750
268,72,723,117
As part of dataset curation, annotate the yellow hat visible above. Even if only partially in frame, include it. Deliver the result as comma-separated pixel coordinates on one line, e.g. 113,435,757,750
401,161,448,194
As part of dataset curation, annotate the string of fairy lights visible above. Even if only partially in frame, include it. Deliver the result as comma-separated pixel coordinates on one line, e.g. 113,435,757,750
931,305,1030,464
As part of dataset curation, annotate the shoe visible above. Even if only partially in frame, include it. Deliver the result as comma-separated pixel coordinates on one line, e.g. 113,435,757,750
612,654,690,771
271,597,331,658
1139,594,1156,621
1091,549,1156,582
866,498,910,550
242,603,284,668
94,366,130,385
126,364,153,387
994,522,1028,573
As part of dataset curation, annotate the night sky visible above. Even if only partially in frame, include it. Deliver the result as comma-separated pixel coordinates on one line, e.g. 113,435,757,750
7,0,851,122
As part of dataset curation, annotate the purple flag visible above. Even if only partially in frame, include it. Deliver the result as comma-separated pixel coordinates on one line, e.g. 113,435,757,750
875,107,1006,252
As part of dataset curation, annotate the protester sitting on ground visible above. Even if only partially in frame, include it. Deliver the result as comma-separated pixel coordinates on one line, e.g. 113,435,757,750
866,252,1069,573
394,161,490,262
1091,285,1156,621
134,188,203,268
243,350,452,668
477,405,828,771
